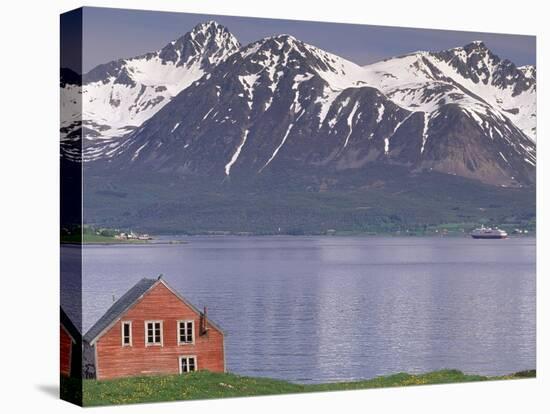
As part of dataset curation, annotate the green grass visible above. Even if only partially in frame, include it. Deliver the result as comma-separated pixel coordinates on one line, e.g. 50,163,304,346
62,369,535,406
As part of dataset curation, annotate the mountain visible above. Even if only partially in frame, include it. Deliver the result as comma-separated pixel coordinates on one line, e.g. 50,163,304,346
105,36,407,173
99,34,535,187
60,21,240,161
65,22,536,233
363,41,536,140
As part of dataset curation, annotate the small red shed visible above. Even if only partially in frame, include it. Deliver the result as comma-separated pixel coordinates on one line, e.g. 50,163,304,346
83,277,225,380
60,307,81,377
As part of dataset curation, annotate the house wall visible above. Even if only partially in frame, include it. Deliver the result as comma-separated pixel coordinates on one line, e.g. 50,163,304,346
95,283,224,380
60,325,73,377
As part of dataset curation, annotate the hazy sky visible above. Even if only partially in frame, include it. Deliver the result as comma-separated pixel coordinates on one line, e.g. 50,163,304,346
74,7,535,72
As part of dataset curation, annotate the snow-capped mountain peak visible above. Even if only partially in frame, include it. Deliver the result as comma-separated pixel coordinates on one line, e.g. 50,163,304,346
60,21,241,161
157,21,241,68
238,34,366,91
362,41,536,140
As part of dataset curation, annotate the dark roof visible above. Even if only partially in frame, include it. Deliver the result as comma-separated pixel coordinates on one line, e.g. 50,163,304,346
84,278,157,344
60,306,81,343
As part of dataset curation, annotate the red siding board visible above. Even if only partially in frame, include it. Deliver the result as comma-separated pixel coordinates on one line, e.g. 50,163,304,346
60,325,73,376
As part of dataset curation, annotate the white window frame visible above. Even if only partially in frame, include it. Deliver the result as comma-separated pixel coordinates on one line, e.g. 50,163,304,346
144,320,163,347
121,321,133,347
178,355,198,374
177,320,195,345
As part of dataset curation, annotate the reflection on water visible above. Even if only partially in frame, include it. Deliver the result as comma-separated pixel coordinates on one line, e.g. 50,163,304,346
64,236,535,383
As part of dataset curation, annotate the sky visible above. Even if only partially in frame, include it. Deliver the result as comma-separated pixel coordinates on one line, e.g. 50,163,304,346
71,7,535,73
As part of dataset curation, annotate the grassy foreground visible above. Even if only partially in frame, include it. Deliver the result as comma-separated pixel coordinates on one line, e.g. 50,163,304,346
64,369,535,406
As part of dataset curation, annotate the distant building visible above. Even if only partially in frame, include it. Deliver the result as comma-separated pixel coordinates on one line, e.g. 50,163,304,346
60,307,82,377
83,277,225,380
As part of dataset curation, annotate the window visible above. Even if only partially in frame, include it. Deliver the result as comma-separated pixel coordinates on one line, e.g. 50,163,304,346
179,356,197,373
178,320,194,344
121,321,132,346
145,321,163,346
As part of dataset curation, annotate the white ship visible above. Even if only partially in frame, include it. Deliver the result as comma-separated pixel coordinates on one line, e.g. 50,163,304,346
470,226,508,239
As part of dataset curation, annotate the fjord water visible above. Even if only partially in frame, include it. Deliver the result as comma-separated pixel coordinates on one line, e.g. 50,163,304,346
76,236,535,383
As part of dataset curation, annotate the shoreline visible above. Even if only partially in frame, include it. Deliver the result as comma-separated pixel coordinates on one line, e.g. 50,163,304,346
61,240,187,246
151,233,536,239
60,234,535,245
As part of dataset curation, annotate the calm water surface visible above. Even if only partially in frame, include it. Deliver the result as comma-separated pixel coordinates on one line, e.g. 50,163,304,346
66,236,535,383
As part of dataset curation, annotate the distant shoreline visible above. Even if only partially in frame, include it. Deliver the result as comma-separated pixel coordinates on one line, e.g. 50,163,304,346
61,240,187,246
149,233,536,239
60,233,536,245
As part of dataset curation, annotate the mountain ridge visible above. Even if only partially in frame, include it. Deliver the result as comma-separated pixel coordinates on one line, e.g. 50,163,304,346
93,29,535,187
61,21,536,188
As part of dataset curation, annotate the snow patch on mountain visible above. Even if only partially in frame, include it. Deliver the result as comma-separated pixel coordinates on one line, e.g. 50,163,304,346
343,101,360,149
225,130,250,175
420,112,431,154
261,123,294,171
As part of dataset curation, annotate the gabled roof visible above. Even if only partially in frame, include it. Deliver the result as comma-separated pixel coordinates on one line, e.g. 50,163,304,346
84,278,157,344
60,306,81,344
84,277,223,345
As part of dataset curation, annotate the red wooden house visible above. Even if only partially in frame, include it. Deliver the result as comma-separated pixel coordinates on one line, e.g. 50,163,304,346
60,307,81,377
83,276,225,380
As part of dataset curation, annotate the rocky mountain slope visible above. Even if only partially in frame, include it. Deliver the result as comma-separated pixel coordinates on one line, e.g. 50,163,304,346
96,31,535,186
